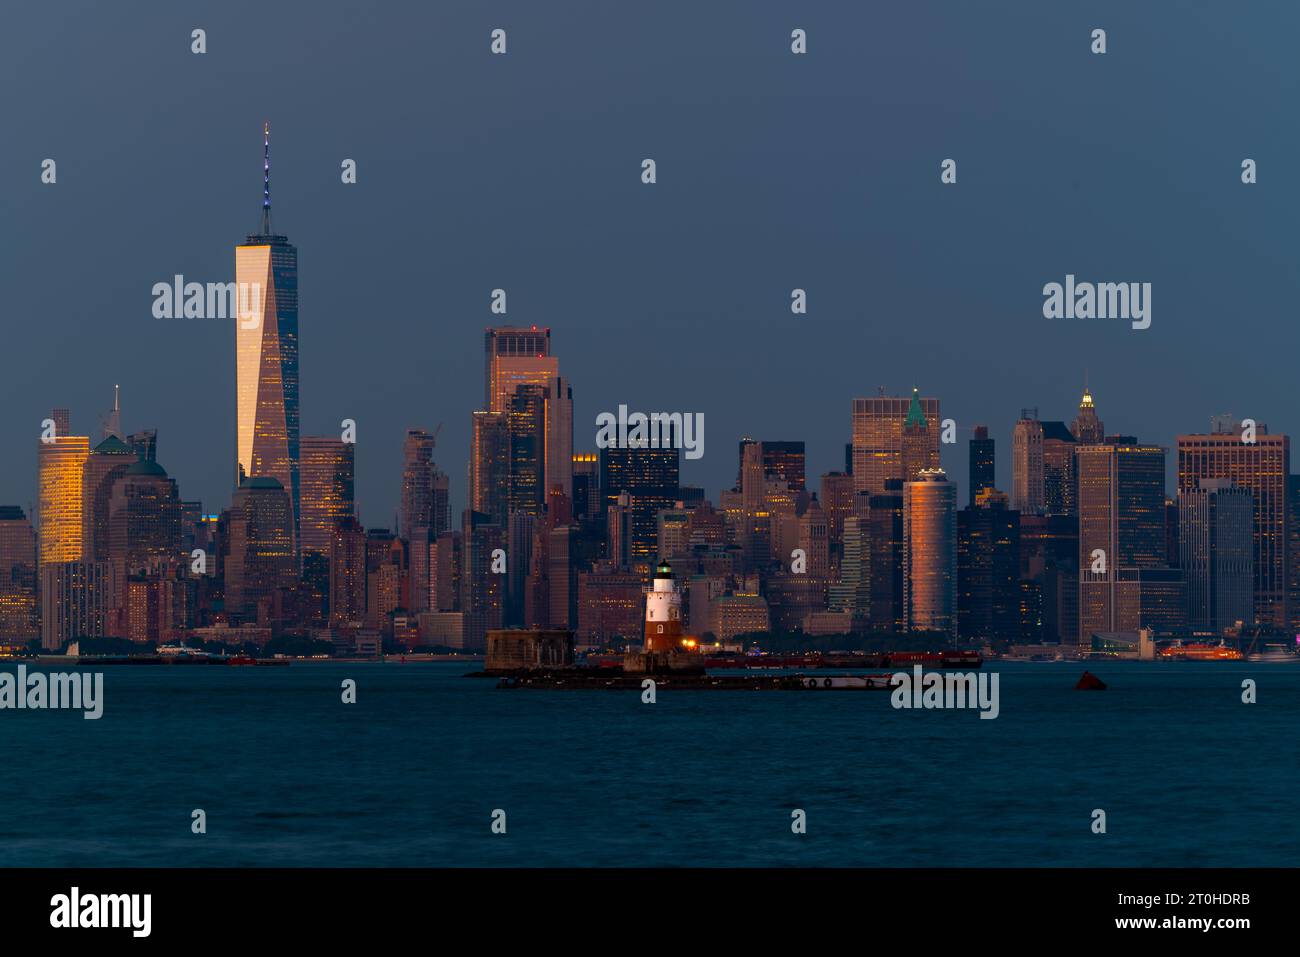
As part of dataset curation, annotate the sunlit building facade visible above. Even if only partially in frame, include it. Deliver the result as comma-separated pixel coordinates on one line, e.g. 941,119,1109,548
851,390,940,496
236,125,300,552
37,414,90,569
904,469,957,638
485,326,553,411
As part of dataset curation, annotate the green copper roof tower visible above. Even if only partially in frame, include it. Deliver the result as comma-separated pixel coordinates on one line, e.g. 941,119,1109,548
904,387,928,430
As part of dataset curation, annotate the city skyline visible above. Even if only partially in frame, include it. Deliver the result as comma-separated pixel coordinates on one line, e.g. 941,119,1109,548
20,347,1291,538
5,4,1298,526
14,123,1289,657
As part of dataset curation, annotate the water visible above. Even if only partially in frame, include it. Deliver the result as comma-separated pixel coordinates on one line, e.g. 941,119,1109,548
1,660,1295,867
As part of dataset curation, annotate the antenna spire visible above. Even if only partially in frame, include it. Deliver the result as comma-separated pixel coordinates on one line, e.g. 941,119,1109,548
260,122,272,234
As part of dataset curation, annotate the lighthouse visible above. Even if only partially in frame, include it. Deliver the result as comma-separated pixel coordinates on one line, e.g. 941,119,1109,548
644,559,683,652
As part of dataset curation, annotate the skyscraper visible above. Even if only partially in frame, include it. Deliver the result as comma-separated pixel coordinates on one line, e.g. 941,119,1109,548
105,458,183,590
1070,385,1105,444
225,476,295,622
399,428,441,540
829,515,869,620
851,389,940,496
819,471,856,554
1011,410,1044,514
1177,422,1289,630
470,412,511,526
1179,480,1253,635
904,469,957,638
1041,422,1077,516
900,390,938,488
484,326,553,412
546,524,582,629
1288,474,1300,636
300,437,355,557
543,375,574,503
797,495,830,581
0,507,37,642
969,425,995,506
572,452,599,522
236,124,300,552
483,326,573,502
41,561,109,650
599,443,681,563
329,515,367,627
81,434,137,562
741,441,807,525
868,480,905,632
461,509,505,650
1019,512,1079,645
507,384,547,516
1077,441,1170,646
37,409,89,569
101,385,123,443
958,489,1021,642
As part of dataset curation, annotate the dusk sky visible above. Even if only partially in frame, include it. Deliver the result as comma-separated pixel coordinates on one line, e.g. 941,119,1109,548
3,1,1298,522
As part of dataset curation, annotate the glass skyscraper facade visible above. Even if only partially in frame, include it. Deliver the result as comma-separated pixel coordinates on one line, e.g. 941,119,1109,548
851,391,940,496
904,469,957,638
235,126,300,553
1177,424,1289,630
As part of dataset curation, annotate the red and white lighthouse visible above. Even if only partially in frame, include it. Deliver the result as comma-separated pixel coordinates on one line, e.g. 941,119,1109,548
644,559,683,652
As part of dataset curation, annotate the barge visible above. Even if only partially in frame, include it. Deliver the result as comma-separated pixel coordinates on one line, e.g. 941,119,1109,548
493,670,895,691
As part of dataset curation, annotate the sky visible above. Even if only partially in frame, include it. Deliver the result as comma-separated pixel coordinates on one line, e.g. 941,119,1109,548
2,1,1299,524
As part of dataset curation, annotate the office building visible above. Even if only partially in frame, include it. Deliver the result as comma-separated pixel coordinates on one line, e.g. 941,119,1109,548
235,124,300,550
1179,480,1254,635
300,437,355,557
851,389,940,496
904,469,957,638
1177,421,1289,629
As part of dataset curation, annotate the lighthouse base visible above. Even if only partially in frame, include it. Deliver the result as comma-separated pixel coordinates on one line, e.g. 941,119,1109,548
622,649,704,675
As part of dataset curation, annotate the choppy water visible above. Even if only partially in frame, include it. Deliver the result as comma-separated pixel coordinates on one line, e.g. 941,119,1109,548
1,660,1295,866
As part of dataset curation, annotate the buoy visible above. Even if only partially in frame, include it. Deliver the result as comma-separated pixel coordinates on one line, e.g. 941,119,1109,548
1075,670,1107,690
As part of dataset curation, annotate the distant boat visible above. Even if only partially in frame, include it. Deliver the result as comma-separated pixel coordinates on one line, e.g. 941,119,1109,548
156,644,210,658
1246,649,1297,663
1159,642,1242,661
796,674,893,690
